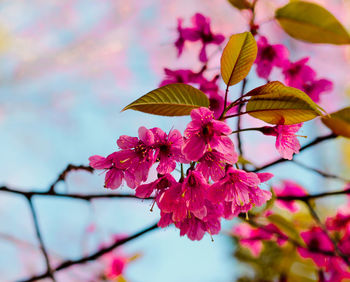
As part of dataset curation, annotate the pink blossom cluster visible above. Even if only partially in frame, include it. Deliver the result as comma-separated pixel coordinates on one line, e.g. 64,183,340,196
232,182,350,281
90,107,273,240
255,36,333,102
175,13,225,62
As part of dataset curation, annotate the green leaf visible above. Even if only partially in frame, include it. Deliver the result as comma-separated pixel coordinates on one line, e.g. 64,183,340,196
267,214,303,245
322,107,350,138
220,32,257,86
245,81,326,125
122,83,209,116
227,0,251,10
275,1,350,44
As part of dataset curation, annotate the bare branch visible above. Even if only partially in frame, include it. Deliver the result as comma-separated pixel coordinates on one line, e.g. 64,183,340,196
27,197,56,281
19,222,159,282
48,165,94,193
276,188,350,201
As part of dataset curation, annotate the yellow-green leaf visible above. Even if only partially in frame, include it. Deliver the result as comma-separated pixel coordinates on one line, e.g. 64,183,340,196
275,1,350,44
267,214,303,245
246,81,326,125
322,107,350,138
228,0,251,10
122,83,209,116
220,32,257,86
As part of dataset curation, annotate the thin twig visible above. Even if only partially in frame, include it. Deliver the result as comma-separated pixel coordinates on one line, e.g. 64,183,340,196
292,160,350,182
27,197,56,281
19,222,159,282
48,165,94,193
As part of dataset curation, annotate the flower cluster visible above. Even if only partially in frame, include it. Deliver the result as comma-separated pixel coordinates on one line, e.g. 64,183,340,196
90,107,273,240
175,13,225,62
255,36,333,102
232,182,350,281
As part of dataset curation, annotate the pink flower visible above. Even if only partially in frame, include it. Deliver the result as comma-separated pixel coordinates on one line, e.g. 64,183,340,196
196,149,237,181
298,227,334,267
175,13,225,62
182,171,209,219
302,78,333,103
255,36,289,79
182,107,234,161
175,200,223,241
208,167,273,218
152,128,187,174
157,171,208,221
233,223,287,257
159,68,198,87
174,19,186,57
116,126,156,188
157,182,187,222
261,123,303,160
135,173,176,199
282,57,333,102
282,58,316,89
105,256,128,279
273,180,307,212
89,151,129,189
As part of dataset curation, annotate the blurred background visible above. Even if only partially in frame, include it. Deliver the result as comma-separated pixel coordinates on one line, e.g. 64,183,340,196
0,0,350,281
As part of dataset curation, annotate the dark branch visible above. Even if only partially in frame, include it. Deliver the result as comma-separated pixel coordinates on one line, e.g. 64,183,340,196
253,133,337,172
0,186,154,201
19,222,159,282
27,197,56,281
276,188,350,202
48,165,94,193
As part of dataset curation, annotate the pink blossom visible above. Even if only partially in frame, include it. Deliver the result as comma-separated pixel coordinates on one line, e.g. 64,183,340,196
302,78,333,103
157,182,187,222
273,180,307,212
89,152,127,189
261,123,303,160
175,200,223,241
298,227,334,267
196,150,237,181
282,58,316,89
152,128,186,174
159,68,197,87
182,170,209,219
135,174,176,199
208,167,272,218
282,58,333,102
175,13,225,62
233,223,287,257
255,36,289,79
116,126,156,188
105,256,128,279
157,171,208,221
174,19,186,57
182,107,234,161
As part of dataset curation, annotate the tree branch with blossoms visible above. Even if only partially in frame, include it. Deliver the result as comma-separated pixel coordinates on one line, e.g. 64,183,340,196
4,1,350,281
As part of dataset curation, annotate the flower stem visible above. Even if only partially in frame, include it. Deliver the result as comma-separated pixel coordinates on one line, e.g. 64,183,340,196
230,127,263,135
